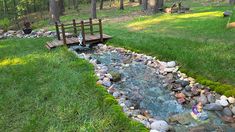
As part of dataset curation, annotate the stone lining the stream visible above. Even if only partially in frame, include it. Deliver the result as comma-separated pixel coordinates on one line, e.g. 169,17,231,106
69,44,235,132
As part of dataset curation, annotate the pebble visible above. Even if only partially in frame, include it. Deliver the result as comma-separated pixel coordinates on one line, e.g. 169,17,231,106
231,106,235,115
199,94,208,105
113,91,120,98
207,93,216,103
150,120,169,132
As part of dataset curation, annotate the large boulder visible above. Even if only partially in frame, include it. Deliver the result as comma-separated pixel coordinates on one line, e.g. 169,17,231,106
204,103,223,111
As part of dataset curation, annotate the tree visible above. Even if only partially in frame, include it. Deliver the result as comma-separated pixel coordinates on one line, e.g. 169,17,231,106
148,0,163,13
59,0,65,15
120,0,124,10
91,0,97,18
100,0,104,10
142,0,147,11
49,0,60,22
230,0,235,5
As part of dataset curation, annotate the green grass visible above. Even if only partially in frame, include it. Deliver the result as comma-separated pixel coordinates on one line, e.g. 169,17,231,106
33,1,235,95
0,38,147,131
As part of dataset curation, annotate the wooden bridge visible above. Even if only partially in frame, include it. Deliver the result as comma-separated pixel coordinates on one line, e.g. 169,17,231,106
46,18,112,50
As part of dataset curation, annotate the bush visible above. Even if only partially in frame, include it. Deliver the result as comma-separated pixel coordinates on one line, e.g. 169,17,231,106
0,18,10,32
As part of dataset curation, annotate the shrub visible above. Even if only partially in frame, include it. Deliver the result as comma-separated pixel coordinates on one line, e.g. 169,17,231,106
0,18,10,32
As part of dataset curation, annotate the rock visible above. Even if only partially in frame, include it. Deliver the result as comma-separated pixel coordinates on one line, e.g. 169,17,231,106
110,71,121,82
102,77,111,87
181,80,190,87
175,93,186,99
150,120,169,132
220,95,228,100
0,29,4,35
96,80,103,85
207,94,216,103
164,68,175,73
172,87,183,91
8,30,16,34
124,100,132,107
113,91,120,98
221,116,235,123
220,99,229,107
178,98,186,104
224,11,232,17
108,86,116,94
191,87,200,96
182,90,192,97
185,86,192,92
189,126,205,132
150,130,160,132
105,73,112,79
204,103,223,111
199,94,208,105
222,107,233,117
167,61,176,68
231,106,235,115
228,97,235,104
137,115,147,120
0,35,4,39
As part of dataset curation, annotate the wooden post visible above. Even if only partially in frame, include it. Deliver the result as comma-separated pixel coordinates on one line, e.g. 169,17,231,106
99,19,103,43
61,24,67,46
89,18,93,35
72,19,77,35
55,22,61,40
80,20,86,45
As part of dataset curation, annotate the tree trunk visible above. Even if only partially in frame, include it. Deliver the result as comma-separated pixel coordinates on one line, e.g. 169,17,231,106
91,0,97,19
59,0,65,15
142,0,147,11
129,0,135,2
139,0,142,5
50,0,60,22
148,0,163,13
100,0,104,10
120,0,124,10
229,0,235,5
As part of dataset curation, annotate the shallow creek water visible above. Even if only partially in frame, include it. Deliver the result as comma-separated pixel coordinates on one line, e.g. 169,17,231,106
77,48,235,131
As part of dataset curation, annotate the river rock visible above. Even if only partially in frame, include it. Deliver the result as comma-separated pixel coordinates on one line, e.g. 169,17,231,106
228,97,235,104
150,130,160,132
102,77,111,87
222,107,233,116
167,61,176,68
231,106,235,115
204,103,223,111
220,95,228,100
207,94,216,103
113,91,120,98
182,90,192,97
175,93,186,99
191,87,200,96
124,100,132,107
181,80,190,87
220,99,229,107
185,86,192,92
0,29,4,35
110,71,121,82
150,120,169,131
199,94,208,105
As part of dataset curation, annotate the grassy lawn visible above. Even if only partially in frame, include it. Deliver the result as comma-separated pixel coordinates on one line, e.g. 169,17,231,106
33,1,235,95
0,38,147,131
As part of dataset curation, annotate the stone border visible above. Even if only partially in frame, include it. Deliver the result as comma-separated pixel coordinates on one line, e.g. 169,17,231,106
69,44,235,131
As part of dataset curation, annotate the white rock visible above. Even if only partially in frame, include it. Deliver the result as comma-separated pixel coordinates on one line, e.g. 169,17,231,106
220,95,228,100
113,91,120,98
219,99,229,107
102,77,111,87
166,61,176,68
164,68,175,73
150,120,169,132
150,130,160,132
228,97,235,104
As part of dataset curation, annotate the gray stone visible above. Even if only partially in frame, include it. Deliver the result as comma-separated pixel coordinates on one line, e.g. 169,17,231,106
199,94,208,105
231,106,235,115
182,90,192,97
124,100,132,107
181,80,190,87
0,35,4,39
113,91,120,98
102,77,111,87
222,107,233,117
207,94,216,103
204,103,223,111
185,86,192,92
110,71,121,82
224,11,232,17
151,120,169,131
